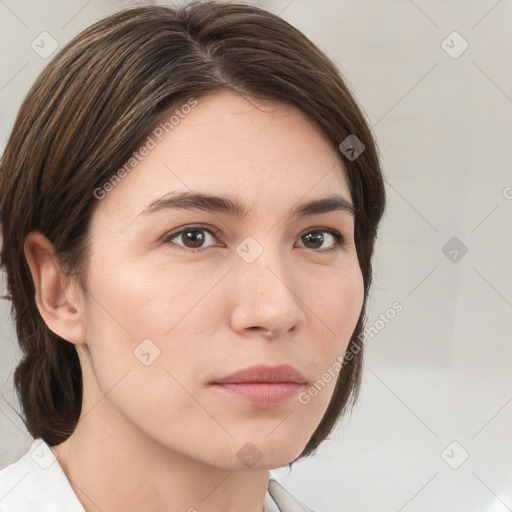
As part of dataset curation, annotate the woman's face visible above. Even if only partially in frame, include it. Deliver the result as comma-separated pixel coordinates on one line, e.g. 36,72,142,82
74,91,364,469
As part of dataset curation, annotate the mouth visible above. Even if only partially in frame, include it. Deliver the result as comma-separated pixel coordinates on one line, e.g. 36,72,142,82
210,364,307,407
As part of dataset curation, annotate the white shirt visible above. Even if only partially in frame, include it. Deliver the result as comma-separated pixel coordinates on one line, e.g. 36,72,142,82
0,439,315,511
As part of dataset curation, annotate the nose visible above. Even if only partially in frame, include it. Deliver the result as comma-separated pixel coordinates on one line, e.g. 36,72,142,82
229,247,306,339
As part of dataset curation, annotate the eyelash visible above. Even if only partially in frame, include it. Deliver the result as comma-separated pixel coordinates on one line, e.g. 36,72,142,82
161,224,346,254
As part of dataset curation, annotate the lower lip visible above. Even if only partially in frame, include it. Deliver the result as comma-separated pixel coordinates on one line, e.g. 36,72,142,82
210,382,303,406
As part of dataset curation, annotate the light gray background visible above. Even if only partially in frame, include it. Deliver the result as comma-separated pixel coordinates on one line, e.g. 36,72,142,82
1,1,511,511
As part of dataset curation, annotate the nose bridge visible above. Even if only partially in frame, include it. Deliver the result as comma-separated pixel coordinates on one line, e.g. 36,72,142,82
236,234,290,295
230,235,304,336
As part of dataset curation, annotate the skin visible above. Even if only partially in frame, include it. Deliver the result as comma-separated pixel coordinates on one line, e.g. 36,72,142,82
24,90,364,512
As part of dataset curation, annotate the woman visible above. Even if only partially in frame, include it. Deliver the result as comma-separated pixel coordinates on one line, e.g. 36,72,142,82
0,1,386,511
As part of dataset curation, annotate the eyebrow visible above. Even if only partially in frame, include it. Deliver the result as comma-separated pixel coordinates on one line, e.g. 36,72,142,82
138,191,356,219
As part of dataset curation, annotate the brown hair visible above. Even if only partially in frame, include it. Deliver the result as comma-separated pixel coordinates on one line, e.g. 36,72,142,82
0,0,385,462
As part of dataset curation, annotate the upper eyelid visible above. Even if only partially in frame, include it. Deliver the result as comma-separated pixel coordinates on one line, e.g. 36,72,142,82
163,224,220,241
164,223,345,236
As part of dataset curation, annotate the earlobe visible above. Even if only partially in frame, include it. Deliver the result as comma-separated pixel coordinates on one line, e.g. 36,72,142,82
23,231,86,345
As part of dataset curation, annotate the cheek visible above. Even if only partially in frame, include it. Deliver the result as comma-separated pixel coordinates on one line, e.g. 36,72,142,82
86,257,193,337
81,260,215,393
293,266,364,414
322,263,364,323
309,264,365,358
80,271,204,431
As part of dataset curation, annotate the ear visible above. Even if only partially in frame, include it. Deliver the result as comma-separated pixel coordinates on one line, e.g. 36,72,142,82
24,231,87,346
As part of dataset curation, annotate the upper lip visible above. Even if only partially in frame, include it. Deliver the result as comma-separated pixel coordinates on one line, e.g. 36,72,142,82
211,364,307,384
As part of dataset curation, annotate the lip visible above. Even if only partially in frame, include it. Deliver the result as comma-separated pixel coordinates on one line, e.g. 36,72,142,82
211,364,307,385
210,365,307,407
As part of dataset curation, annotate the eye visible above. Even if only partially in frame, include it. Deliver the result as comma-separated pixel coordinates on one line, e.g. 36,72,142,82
162,225,221,252
162,225,345,253
296,228,345,252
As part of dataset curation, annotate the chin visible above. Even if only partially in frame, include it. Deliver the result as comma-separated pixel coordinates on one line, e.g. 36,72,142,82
226,431,310,471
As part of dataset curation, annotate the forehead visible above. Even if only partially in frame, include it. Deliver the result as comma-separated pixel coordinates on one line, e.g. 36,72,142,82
92,91,351,224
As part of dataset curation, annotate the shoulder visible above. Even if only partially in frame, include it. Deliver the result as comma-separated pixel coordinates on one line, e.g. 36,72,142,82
0,438,85,512
0,441,37,510
268,477,318,512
